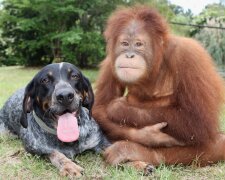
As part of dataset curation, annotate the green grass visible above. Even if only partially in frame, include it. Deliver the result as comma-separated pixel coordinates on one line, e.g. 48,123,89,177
0,66,225,179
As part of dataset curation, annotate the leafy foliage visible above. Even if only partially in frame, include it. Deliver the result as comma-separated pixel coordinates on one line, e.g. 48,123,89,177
169,5,193,36
192,3,225,65
0,0,131,67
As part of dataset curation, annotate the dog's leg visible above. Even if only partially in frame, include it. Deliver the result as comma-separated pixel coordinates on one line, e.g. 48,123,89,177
49,150,84,177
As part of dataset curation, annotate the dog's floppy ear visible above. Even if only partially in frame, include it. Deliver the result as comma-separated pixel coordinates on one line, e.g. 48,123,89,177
82,76,94,117
20,79,35,128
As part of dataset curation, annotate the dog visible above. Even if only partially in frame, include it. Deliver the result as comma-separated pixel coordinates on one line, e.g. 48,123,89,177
0,62,109,177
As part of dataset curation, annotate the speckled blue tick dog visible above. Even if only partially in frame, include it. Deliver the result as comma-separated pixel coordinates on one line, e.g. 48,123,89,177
0,62,108,177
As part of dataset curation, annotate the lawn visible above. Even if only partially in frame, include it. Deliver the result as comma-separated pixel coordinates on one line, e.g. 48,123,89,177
0,66,225,179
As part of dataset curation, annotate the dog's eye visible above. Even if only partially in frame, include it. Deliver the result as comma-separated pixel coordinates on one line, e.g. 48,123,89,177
71,74,79,80
41,77,50,84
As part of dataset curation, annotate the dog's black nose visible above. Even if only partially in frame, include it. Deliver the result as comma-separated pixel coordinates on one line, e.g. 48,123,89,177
56,90,74,105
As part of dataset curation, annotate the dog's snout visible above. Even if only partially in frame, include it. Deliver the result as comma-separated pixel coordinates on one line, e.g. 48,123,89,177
56,89,74,105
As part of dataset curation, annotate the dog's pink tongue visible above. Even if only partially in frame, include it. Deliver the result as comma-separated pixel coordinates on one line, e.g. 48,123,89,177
57,113,79,142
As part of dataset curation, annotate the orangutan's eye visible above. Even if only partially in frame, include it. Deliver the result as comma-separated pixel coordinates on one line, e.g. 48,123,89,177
121,41,129,47
135,41,143,47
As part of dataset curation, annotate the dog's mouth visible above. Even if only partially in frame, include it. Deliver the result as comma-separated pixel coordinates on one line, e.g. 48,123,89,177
56,111,80,143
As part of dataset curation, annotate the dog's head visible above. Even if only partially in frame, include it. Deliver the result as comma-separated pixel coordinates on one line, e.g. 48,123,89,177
20,62,94,142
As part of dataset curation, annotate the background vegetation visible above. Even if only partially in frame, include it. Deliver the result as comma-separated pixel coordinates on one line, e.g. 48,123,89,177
0,0,224,67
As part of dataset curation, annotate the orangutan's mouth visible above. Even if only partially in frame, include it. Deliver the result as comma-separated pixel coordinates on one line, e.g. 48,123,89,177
118,66,140,69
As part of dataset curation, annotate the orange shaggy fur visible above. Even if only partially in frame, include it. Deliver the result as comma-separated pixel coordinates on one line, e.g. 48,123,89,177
93,6,225,167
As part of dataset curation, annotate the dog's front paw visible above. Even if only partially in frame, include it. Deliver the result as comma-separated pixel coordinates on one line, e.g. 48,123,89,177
60,161,84,177
49,150,84,177
104,141,129,165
